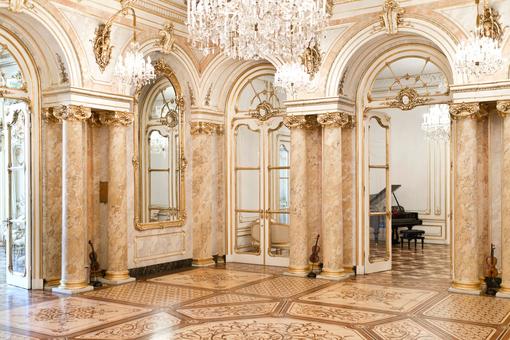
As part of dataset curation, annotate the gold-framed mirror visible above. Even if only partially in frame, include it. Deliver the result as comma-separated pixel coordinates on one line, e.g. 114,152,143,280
134,63,186,230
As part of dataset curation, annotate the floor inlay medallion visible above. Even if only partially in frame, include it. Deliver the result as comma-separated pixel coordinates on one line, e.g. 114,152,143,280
425,319,497,340
300,282,436,312
0,297,151,336
185,293,272,306
84,282,213,307
423,294,510,324
287,302,394,324
177,301,279,319
148,268,272,290
235,276,328,298
171,317,364,339
372,319,440,339
76,312,180,339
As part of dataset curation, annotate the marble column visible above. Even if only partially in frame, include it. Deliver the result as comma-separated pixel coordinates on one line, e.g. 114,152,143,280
191,122,219,266
497,101,510,298
283,115,316,276
215,125,226,262
52,105,93,294
342,118,356,272
100,112,135,285
449,103,484,295
476,113,489,282
316,112,351,280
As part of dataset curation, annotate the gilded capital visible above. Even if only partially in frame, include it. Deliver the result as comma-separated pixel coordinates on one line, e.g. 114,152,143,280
190,121,223,135
99,111,134,126
52,105,92,121
42,108,60,124
449,103,487,121
497,101,510,117
317,112,355,128
283,114,319,129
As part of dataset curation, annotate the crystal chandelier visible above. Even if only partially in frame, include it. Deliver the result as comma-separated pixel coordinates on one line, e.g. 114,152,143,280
455,0,504,79
421,104,450,141
274,62,319,97
187,0,329,61
114,8,155,88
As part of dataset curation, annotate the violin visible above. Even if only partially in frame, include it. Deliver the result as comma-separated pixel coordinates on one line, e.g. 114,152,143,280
485,243,498,279
88,240,100,274
309,234,320,264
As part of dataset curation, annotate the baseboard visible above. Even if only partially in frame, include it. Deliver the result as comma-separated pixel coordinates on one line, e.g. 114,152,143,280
128,258,193,279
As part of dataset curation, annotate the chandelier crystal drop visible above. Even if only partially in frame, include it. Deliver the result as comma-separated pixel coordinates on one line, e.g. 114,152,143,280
187,0,329,61
421,104,451,142
274,62,320,97
115,41,156,88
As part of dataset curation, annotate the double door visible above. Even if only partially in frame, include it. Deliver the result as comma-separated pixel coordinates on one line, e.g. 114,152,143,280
229,117,290,267
1,99,31,288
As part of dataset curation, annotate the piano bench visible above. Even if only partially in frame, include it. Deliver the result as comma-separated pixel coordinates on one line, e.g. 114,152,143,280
399,230,425,250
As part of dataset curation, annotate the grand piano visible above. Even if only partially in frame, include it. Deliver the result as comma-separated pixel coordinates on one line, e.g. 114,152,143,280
369,185,423,244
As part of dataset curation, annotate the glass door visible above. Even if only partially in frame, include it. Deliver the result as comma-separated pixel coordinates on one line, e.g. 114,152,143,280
231,117,290,267
1,99,31,288
364,111,391,273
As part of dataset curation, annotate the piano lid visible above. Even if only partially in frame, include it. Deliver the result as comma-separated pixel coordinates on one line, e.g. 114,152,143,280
369,184,401,204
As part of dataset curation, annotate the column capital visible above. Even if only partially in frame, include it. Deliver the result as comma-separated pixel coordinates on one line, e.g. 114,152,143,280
42,107,60,124
497,101,510,117
449,103,488,121
190,121,223,135
99,111,134,126
52,105,92,121
317,112,355,128
283,114,319,129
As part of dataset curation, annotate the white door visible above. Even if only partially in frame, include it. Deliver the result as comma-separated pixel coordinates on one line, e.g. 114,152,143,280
364,112,391,273
2,100,31,288
229,117,290,267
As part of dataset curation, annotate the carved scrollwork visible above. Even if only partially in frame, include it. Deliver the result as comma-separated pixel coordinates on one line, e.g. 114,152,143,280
496,101,510,118
300,39,322,78
157,22,176,54
249,101,280,121
283,114,319,129
379,0,404,34
449,103,487,120
52,105,92,121
99,111,135,126
479,5,504,42
190,121,224,135
386,88,429,110
317,112,355,128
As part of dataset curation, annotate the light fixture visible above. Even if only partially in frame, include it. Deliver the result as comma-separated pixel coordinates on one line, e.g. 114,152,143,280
186,0,329,61
274,62,320,98
421,104,450,141
455,0,504,79
114,8,155,88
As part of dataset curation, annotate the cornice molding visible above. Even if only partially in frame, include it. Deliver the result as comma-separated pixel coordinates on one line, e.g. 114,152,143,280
317,111,355,128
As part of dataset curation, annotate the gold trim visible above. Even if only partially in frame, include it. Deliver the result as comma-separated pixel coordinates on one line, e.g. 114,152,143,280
283,115,319,129
478,3,504,42
95,110,135,126
58,281,90,289
449,102,487,121
104,270,130,281
451,281,481,290
496,101,510,117
190,121,224,135
386,87,429,111
52,105,92,121
300,39,322,79
249,101,280,121
317,112,355,128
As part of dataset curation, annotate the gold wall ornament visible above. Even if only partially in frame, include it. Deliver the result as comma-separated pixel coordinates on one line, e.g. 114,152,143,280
190,121,223,135
204,83,212,106
379,0,404,35
42,108,60,124
99,111,135,126
52,105,92,121
449,102,487,120
157,22,176,54
56,53,69,84
249,101,280,121
478,3,504,42
283,114,319,129
187,82,196,106
300,39,322,78
92,2,137,72
317,112,355,128
386,87,428,110
496,101,510,117
8,0,33,12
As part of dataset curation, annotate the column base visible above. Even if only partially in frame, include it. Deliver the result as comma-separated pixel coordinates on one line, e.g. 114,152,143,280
448,281,481,295
215,255,226,264
496,287,510,298
192,258,215,267
52,285,94,295
99,276,136,285
284,266,310,277
317,270,351,281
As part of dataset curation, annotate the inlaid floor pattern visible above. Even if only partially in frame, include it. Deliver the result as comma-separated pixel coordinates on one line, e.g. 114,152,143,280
1,245,510,339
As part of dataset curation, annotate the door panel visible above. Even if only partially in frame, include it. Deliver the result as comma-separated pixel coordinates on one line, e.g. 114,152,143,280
365,113,391,273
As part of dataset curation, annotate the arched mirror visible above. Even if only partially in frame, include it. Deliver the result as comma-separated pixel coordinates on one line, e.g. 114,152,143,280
135,75,186,230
